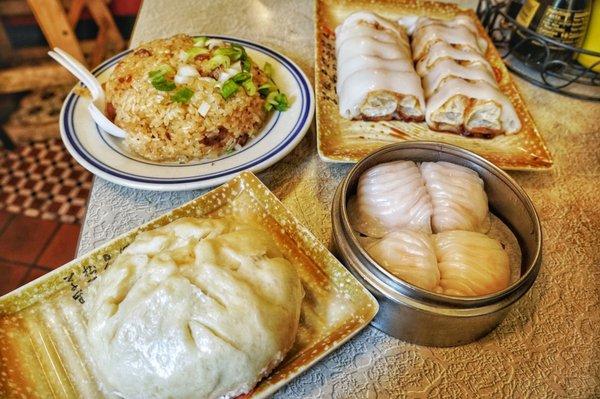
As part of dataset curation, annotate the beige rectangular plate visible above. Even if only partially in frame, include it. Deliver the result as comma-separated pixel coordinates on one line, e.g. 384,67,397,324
0,172,378,399
315,0,553,170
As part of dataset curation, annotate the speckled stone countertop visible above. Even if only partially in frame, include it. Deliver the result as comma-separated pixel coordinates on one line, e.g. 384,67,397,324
78,0,600,397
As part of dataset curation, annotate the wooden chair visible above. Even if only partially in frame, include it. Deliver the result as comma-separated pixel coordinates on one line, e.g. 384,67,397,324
0,0,126,95
0,0,127,144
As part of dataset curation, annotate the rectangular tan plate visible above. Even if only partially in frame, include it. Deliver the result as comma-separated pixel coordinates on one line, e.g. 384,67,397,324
315,0,553,170
0,172,378,399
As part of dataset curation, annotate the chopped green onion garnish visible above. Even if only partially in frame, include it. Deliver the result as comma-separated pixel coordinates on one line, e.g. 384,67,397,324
273,92,289,111
232,44,247,58
263,62,273,78
258,82,277,97
264,91,289,111
242,79,257,96
220,79,239,99
185,47,209,60
264,91,277,111
152,78,176,91
242,58,251,72
171,87,194,103
214,46,243,61
148,65,176,91
206,54,231,70
193,36,208,47
148,65,173,80
232,71,251,83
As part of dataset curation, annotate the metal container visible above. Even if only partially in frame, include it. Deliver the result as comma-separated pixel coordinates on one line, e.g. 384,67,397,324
332,142,542,347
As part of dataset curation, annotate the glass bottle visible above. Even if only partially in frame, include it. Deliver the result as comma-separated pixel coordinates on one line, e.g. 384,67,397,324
509,0,592,65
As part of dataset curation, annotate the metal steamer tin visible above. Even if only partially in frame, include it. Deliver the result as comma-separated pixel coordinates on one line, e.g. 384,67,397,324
332,142,542,347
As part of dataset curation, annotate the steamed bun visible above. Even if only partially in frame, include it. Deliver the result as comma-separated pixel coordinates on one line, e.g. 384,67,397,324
84,217,304,399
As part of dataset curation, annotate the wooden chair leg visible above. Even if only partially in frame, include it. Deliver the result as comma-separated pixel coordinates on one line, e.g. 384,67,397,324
86,0,125,64
0,19,12,67
26,0,86,64
68,0,87,27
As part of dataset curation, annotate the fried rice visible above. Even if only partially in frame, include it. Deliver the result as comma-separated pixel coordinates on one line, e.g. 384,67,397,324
105,34,271,162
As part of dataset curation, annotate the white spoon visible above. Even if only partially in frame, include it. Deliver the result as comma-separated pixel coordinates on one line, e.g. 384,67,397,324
49,47,127,139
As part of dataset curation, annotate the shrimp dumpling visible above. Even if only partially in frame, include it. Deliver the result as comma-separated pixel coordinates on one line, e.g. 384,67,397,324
353,160,433,237
420,161,490,233
363,230,439,291
434,230,510,296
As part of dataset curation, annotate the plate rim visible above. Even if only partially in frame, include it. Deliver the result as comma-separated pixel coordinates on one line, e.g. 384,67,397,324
59,34,315,191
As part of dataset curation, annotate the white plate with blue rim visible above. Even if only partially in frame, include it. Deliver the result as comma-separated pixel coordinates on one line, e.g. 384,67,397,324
59,35,314,191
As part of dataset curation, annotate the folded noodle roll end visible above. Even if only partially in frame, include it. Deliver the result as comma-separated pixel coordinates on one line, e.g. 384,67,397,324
336,11,424,121
338,69,425,121
416,41,492,76
422,58,496,97
425,78,521,135
412,24,486,61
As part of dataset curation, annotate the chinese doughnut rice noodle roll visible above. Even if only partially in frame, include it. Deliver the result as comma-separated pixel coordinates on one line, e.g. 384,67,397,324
363,230,440,292
84,217,303,399
420,161,490,233
421,58,497,98
434,230,511,296
415,41,492,77
409,15,521,136
411,23,487,61
352,160,433,237
335,11,425,121
408,15,481,36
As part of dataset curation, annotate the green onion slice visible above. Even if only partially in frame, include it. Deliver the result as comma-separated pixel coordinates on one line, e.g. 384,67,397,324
264,91,289,111
242,79,257,96
206,54,231,70
232,44,247,58
152,78,176,91
185,47,209,60
264,91,277,111
220,79,239,99
273,92,289,111
148,65,176,91
258,82,277,97
193,37,208,47
214,46,243,62
241,58,251,72
263,62,273,78
231,71,251,84
148,65,173,80
171,87,194,103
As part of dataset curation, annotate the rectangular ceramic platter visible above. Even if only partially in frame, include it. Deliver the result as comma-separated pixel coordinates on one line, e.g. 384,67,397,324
0,172,378,399
315,0,553,170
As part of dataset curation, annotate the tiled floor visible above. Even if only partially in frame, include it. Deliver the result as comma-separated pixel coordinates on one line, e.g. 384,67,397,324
0,210,80,296
1,138,92,224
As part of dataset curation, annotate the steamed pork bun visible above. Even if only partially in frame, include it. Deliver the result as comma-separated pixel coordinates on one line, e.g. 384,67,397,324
84,217,304,399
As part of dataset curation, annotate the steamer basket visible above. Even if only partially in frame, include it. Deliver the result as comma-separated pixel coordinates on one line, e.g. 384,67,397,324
332,141,542,347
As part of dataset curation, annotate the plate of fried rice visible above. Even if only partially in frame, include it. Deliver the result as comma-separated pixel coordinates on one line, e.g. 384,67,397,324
59,34,314,191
